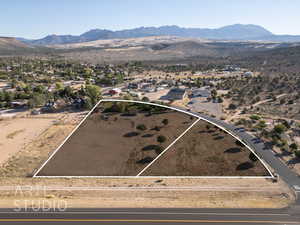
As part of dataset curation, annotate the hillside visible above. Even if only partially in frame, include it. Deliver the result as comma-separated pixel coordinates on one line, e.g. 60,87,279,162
48,36,201,49
0,37,54,56
0,37,29,49
56,39,300,64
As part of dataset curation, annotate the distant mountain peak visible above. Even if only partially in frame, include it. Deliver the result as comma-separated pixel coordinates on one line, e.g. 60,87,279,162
20,24,300,45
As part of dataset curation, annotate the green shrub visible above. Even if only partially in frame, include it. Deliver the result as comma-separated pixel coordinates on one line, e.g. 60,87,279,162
141,96,150,102
295,150,300,158
154,145,163,154
250,114,261,120
153,126,161,131
273,124,286,134
136,124,147,131
228,103,237,110
249,152,258,162
162,119,169,126
290,143,298,151
157,135,167,143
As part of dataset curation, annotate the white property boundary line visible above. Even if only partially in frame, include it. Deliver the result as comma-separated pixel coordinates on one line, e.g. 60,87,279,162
136,117,200,176
33,99,274,179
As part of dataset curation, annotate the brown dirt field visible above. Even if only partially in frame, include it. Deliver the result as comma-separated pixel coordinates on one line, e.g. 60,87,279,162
37,103,197,176
0,110,293,208
0,112,83,177
0,117,55,166
142,120,269,176
0,123,75,177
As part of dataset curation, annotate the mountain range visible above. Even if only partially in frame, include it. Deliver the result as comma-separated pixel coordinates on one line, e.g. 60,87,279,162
19,24,300,45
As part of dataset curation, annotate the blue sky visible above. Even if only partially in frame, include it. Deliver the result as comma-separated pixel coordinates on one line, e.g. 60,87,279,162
1,0,300,39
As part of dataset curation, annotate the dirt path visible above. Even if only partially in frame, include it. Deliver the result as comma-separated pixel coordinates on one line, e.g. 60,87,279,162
226,94,287,122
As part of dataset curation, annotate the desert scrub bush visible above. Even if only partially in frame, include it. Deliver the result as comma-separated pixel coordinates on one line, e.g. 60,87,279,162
136,124,147,131
290,143,298,151
154,145,163,154
294,150,300,158
249,152,258,162
250,114,261,120
273,124,286,134
152,126,161,131
157,135,167,143
162,118,169,126
228,103,237,110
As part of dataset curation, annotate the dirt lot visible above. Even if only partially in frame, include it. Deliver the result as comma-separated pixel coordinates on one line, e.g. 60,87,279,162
0,115,58,166
142,120,269,176
0,105,294,208
187,97,223,118
0,112,83,177
37,102,197,176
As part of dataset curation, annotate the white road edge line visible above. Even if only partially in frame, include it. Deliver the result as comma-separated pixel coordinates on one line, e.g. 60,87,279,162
0,186,280,190
136,118,200,177
0,212,289,216
33,98,274,178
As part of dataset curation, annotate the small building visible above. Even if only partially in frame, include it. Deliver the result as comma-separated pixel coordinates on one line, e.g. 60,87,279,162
243,71,254,77
160,88,186,101
191,88,211,98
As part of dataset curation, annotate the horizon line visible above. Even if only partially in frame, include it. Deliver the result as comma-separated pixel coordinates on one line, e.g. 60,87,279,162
1,23,289,40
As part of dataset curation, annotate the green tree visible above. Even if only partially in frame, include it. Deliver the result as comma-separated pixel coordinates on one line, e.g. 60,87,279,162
228,103,237,110
85,85,101,105
290,143,298,151
28,93,46,108
141,96,150,102
295,150,300,158
83,96,93,110
211,89,217,99
55,82,64,90
217,96,223,103
273,124,286,134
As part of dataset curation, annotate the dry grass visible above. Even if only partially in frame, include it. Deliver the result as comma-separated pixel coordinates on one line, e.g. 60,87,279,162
0,107,293,209
6,129,25,139
37,104,197,176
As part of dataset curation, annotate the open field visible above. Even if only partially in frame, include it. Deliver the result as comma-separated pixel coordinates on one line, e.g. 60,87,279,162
0,116,57,166
0,105,293,208
0,112,83,177
36,101,269,177
36,102,197,176
142,120,269,176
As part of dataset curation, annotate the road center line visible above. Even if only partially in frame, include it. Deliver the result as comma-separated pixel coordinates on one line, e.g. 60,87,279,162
0,211,289,216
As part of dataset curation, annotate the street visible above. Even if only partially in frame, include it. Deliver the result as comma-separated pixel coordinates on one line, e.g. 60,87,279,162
0,208,299,225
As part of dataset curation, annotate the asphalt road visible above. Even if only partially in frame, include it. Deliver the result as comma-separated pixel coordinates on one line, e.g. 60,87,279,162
0,208,299,225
